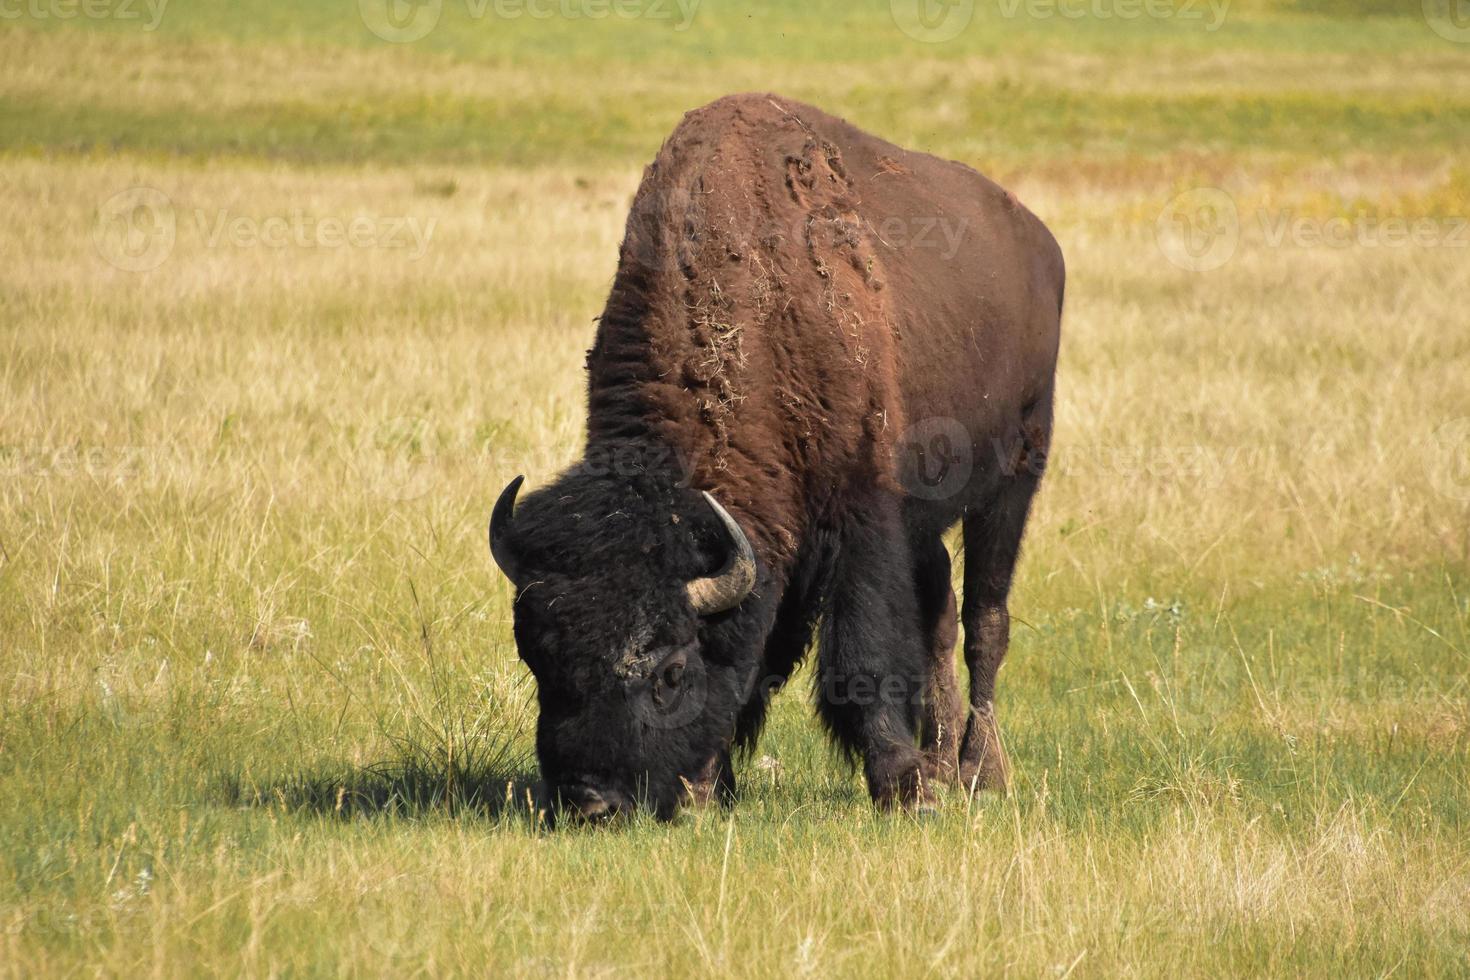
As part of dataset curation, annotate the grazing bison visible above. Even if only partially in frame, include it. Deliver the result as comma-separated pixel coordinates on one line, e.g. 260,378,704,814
489,93,1063,821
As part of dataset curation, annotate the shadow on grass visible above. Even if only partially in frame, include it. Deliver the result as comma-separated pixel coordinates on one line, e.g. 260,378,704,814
224,736,541,823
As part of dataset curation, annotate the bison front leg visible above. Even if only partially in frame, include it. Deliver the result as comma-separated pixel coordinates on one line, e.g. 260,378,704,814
816,501,933,811
681,748,736,809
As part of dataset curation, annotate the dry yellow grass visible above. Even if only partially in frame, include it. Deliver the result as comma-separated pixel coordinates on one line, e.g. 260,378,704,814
2,5,1469,975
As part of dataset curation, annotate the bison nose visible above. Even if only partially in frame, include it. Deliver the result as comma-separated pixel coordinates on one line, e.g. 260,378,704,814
562,783,634,824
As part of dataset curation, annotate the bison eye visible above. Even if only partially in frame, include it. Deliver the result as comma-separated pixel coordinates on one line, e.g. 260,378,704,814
650,648,689,707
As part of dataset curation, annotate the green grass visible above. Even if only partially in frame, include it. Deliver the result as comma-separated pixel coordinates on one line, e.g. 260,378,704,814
6,84,1467,167
2,0,1469,974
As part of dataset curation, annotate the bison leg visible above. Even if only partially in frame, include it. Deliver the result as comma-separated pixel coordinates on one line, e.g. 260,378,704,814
912,532,962,785
734,570,822,750
816,498,932,811
957,477,1040,795
682,748,736,809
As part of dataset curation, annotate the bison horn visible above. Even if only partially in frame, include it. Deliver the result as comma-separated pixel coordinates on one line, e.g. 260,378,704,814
489,475,525,584
686,492,756,615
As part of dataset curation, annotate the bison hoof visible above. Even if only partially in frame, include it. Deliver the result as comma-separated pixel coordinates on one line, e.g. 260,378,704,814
957,760,1008,797
869,757,938,813
958,704,1010,795
956,746,1010,796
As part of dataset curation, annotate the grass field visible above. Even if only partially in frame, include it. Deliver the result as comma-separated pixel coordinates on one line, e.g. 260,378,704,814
3,0,1470,974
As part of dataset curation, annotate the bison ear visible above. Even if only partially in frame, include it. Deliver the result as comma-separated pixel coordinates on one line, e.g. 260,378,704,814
685,492,756,615
489,475,525,585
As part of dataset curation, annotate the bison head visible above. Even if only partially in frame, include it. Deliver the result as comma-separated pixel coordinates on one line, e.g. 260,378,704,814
487,469,756,823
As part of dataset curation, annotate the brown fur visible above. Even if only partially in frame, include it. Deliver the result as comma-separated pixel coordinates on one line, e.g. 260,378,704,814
509,93,1063,815
591,92,1060,585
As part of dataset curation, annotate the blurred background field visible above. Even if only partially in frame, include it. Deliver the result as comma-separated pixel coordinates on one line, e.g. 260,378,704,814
2,1,1469,975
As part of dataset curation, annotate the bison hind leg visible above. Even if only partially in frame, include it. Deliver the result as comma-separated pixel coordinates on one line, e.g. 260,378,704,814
957,474,1043,796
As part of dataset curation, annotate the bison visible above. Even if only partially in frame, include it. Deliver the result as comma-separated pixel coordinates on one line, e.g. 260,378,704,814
489,93,1064,821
